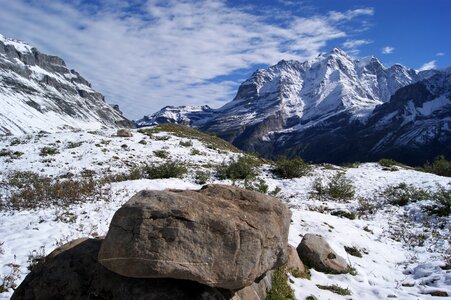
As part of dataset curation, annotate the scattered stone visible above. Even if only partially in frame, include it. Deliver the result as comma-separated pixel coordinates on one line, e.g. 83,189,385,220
116,128,133,137
98,184,291,289
296,233,348,274
286,245,306,276
427,291,448,297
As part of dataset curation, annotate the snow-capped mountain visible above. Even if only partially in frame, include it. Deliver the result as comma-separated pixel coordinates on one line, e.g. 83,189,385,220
0,34,132,135
138,49,449,164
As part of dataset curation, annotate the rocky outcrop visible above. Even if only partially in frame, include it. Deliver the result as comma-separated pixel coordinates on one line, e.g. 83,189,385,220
13,185,290,299
98,184,291,289
116,128,133,137
12,238,272,300
0,34,133,135
296,233,348,274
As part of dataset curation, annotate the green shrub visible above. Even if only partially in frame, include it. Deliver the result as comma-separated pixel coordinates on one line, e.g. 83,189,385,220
427,184,451,216
326,172,355,201
179,140,193,147
272,157,311,179
144,161,187,179
310,177,327,200
378,158,407,168
383,183,430,206
216,156,259,180
195,171,210,185
0,149,23,159
190,148,201,155
244,178,269,194
331,210,356,220
266,266,295,300
153,149,169,159
40,146,59,156
67,141,83,149
316,284,351,296
423,155,451,177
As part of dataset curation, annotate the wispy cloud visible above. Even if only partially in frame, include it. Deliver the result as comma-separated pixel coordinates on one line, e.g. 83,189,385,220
436,52,445,56
0,0,374,119
418,60,436,71
328,8,374,22
382,46,394,54
342,39,372,55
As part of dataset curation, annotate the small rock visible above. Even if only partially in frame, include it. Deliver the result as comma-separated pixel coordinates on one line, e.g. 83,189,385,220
296,233,348,274
116,128,133,137
286,245,306,276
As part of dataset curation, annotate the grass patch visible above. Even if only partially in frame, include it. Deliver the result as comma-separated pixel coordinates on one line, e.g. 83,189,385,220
216,156,260,180
316,284,351,296
195,170,210,185
266,266,295,300
138,124,240,153
5,171,104,210
179,140,193,147
144,161,187,179
272,157,311,179
289,267,311,280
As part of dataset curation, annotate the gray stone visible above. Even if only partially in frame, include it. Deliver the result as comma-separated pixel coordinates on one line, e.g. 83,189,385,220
296,233,348,274
98,184,291,289
116,128,133,137
287,245,306,275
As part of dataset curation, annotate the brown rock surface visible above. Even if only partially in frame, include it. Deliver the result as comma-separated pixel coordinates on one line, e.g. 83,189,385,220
98,184,291,289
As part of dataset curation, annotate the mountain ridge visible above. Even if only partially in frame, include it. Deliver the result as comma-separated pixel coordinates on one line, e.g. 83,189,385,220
0,33,132,135
137,49,450,165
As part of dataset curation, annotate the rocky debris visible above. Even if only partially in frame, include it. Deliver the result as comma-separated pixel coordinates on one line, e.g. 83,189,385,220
286,245,306,275
116,128,133,137
296,233,348,274
98,184,291,290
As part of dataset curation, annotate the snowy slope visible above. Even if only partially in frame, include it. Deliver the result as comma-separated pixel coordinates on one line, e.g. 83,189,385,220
0,128,449,299
0,34,131,135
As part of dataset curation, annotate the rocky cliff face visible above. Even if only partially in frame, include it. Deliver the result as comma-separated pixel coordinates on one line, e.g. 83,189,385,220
0,34,132,135
138,49,449,165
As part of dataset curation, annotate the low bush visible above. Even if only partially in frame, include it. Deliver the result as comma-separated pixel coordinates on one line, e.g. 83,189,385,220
272,157,311,179
190,148,201,155
316,284,351,296
216,156,259,180
244,178,269,194
266,266,295,300
179,140,193,147
423,155,451,177
383,183,430,206
312,173,355,201
426,184,450,217
144,161,187,179
66,141,83,149
39,146,59,156
153,149,169,159
195,170,210,185
327,172,355,200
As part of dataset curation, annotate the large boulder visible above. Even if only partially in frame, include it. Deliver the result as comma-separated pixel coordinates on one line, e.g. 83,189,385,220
116,128,133,137
296,234,348,274
98,184,291,289
12,238,271,300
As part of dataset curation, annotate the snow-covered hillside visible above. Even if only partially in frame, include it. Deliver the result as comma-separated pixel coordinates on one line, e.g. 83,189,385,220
0,34,131,135
0,127,449,299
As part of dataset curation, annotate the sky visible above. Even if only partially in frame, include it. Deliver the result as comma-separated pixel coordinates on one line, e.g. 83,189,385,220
0,0,450,119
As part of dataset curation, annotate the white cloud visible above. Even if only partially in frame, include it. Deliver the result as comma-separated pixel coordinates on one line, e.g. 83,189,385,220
0,0,374,119
328,8,374,22
418,60,437,71
436,52,445,56
343,39,372,49
382,46,394,54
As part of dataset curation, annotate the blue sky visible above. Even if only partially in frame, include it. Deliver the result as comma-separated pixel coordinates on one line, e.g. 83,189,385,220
0,0,449,119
